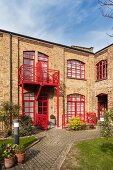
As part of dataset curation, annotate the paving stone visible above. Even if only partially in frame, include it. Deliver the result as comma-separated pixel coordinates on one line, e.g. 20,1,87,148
1,128,99,170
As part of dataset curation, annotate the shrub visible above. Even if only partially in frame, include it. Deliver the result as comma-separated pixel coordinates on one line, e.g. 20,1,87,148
68,116,87,130
0,101,20,136
2,144,16,159
99,109,113,138
19,115,33,137
15,144,25,154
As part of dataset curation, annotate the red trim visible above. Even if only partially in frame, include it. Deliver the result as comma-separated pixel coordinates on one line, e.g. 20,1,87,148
56,85,60,127
22,80,24,116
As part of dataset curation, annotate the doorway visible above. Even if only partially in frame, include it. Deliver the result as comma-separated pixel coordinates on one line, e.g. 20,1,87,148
97,94,107,120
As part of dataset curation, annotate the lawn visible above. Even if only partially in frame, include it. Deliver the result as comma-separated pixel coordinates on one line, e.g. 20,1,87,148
0,136,37,148
61,138,113,170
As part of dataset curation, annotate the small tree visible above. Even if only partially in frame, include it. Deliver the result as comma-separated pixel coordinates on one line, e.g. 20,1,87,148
0,101,20,136
99,109,113,138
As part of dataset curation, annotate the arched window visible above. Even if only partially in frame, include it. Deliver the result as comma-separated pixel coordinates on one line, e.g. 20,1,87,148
96,60,107,80
67,60,85,79
67,94,85,119
38,52,48,80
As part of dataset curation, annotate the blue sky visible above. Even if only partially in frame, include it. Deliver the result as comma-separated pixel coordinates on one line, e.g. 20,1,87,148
0,0,113,52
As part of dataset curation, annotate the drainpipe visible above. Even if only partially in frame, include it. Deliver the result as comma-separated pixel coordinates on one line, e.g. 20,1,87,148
18,38,20,119
10,33,12,129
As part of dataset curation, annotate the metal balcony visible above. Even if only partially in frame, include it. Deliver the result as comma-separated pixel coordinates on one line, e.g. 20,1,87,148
18,64,60,86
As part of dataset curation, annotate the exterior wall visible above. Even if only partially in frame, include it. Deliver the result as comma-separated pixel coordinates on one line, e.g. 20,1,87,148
64,49,95,115
1,31,113,127
94,47,113,112
0,33,10,102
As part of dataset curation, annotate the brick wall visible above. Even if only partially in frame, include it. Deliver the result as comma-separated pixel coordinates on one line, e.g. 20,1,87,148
0,31,113,126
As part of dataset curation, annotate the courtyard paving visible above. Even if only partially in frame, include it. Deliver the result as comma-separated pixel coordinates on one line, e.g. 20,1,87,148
2,128,100,170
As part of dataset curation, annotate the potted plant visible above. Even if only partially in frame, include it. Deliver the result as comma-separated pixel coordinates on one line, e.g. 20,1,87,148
2,144,15,168
15,145,25,164
50,114,56,126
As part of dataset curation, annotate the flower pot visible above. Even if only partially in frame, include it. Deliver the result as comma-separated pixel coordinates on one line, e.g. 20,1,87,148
15,153,25,163
4,157,15,168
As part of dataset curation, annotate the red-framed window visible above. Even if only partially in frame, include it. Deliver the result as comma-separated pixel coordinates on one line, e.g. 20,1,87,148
38,52,48,79
23,51,35,65
24,92,35,120
67,60,85,79
23,52,35,81
38,94,48,115
96,60,107,81
67,94,85,118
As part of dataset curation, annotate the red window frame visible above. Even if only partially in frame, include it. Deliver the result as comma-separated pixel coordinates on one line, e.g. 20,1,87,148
67,94,85,119
38,52,48,68
67,60,85,79
23,51,35,81
23,51,35,65
38,94,48,115
96,60,107,81
24,92,35,121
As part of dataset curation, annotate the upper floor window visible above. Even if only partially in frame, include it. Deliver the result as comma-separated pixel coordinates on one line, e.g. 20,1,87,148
23,51,35,66
96,60,107,81
67,60,85,79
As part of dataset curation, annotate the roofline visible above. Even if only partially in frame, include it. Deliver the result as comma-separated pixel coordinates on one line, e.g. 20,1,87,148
95,43,113,54
0,28,94,55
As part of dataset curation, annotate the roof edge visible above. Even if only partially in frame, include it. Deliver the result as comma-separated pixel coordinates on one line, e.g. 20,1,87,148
0,28,94,55
95,43,113,54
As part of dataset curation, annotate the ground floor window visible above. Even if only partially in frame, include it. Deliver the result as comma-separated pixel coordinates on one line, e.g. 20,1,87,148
67,94,85,118
24,92,35,120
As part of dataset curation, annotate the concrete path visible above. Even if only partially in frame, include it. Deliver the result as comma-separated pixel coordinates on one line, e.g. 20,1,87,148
2,128,100,170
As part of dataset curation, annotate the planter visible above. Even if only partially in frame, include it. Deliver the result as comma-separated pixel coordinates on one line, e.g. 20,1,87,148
4,157,15,168
15,153,25,164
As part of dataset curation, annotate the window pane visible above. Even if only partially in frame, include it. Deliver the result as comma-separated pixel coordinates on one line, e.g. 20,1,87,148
24,102,29,107
24,108,29,112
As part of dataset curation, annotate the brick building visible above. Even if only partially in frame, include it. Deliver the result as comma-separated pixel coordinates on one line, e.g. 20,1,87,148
0,29,112,129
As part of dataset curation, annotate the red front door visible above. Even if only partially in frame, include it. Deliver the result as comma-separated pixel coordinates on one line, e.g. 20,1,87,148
37,94,48,129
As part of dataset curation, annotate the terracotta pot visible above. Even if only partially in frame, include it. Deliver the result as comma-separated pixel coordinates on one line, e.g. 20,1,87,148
4,157,15,168
15,153,25,163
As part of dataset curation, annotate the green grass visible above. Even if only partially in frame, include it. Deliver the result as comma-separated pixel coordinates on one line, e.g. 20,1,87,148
0,136,37,148
73,138,113,170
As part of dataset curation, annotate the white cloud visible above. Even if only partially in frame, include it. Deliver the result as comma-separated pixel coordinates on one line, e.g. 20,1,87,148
0,0,112,53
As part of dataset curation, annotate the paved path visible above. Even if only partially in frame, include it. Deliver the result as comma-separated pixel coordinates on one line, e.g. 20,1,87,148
2,128,100,170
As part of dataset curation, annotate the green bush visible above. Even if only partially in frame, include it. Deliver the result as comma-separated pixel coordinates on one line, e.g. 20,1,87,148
68,116,87,130
19,115,33,137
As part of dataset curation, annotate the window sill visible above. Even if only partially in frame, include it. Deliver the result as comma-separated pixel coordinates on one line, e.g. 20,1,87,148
67,77,87,81
95,78,107,82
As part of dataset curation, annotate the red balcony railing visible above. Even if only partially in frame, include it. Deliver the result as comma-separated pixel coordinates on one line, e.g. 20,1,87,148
62,113,97,129
18,64,60,86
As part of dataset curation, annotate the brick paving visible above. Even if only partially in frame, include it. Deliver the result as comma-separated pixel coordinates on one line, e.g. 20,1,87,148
1,128,100,170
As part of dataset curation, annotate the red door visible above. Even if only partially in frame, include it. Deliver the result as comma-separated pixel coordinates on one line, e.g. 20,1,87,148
36,94,48,129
